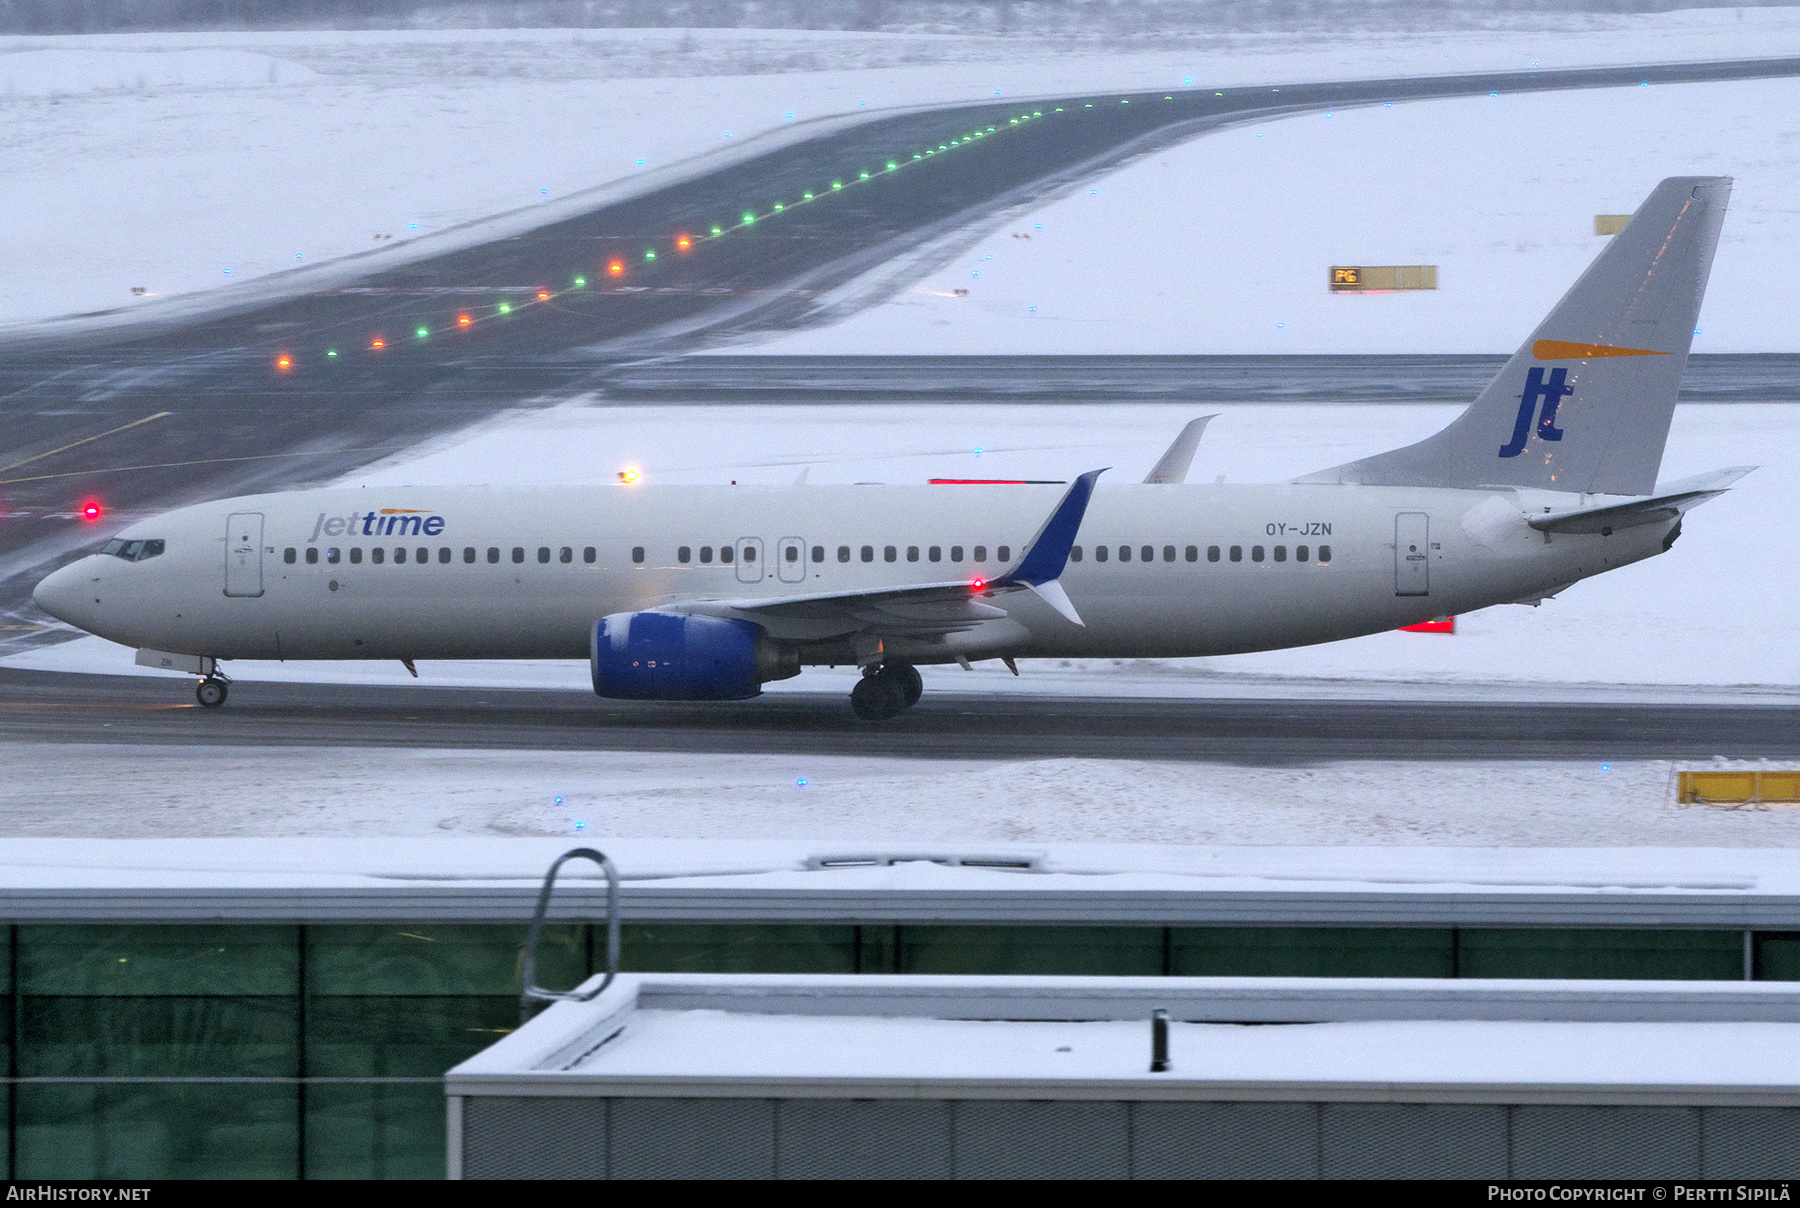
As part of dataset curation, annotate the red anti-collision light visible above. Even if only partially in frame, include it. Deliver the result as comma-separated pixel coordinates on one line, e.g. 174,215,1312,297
79,499,104,523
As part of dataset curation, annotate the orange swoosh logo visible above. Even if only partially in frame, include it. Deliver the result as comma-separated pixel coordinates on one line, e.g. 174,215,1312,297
1532,339,1668,360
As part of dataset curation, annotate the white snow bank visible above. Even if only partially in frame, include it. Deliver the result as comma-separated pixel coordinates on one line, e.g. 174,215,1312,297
741,75,1800,355
2,744,1798,847
8,13,1800,331
0,47,318,96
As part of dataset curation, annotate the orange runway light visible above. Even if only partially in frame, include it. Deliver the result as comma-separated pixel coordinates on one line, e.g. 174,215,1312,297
675,234,692,252
457,314,472,326
608,261,625,276
274,354,292,371
537,290,550,301
370,337,386,350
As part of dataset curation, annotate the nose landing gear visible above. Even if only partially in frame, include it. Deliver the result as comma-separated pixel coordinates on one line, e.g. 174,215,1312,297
195,673,231,707
849,661,922,721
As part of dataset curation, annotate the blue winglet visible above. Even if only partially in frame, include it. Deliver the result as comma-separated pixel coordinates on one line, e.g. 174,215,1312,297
995,468,1107,588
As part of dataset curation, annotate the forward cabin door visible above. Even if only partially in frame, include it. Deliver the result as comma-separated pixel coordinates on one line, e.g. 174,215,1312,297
1394,512,1429,596
224,512,265,598
776,536,806,583
735,537,764,584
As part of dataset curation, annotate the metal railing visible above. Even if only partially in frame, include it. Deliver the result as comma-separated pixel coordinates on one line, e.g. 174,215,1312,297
520,847,620,1022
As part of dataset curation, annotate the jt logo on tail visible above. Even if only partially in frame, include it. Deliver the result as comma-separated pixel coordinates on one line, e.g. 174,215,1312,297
1499,366,1571,458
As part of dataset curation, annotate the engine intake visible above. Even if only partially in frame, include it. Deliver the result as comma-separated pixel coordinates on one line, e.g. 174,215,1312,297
591,612,798,701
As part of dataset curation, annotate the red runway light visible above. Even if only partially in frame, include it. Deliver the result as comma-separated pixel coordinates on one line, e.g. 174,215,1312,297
79,499,104,523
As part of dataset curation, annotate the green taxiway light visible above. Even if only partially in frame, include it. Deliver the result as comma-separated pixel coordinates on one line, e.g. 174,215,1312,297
831,182,842,190
912,154,921,160
859,172,869,179
774,203,784,211
326,349,337,358
574,276,586,287
416,327,429,338
803,192,814,199
711,226,722,235
741,213,755,224
886,162,896,170
644,251,656,260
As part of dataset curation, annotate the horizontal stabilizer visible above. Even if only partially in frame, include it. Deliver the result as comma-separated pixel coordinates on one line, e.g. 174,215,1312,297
1527,466,1754,534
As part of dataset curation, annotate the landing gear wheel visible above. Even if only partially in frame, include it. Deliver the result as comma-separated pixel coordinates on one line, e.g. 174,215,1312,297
850,671,907,721
195,678,228,708
890,662,923,707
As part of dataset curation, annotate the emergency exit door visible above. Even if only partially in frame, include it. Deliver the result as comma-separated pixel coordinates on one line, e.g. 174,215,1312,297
1394,512,1429,596
225,512,265,597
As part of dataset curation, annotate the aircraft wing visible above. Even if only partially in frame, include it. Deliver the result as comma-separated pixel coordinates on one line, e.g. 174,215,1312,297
1527,466,1755,534
656,470,1105,642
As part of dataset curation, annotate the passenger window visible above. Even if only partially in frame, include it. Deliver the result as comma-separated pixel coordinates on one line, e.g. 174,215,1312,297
860,546,873,563
906,546,919,563
973,545,987,562
812,546,825,563
928,546,941,563
1207,546,1220,562
631,547,645,564
884,546,897,563
1296,545,1309,562
838,546,851,563
512,547,524,564
1318,545,1332,564
997,546,1010,562
283,548,296,564
463,547,475,564
1251,545,1265,562
950,546,963,562
700,546,713,563
487,548,499,564
372,548,385,565
1095,546,1108,563
785,545,799,563
584,547,596,564
721,546,733,563
1142,546,1155,563
1163,546,1176,562
1229,546,1242,562
537,547,550,564
328,548,341,564
678,546,692,563
417,547,428,564
394,548,406,564
348,548,361,564
1186,546,1198,562
1070,546,1082,562
1118,546,1131,562
1274,546,1287,562
439,548,451,564
560,547,572,564
306,548,319,565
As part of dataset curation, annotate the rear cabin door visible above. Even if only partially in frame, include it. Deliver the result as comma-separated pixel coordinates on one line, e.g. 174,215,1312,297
735,537,764,584
225,512,265,597
776,536,806,583
1394,512,1429,596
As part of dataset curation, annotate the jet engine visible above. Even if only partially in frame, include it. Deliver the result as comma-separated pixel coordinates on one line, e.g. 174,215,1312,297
590,612,798,701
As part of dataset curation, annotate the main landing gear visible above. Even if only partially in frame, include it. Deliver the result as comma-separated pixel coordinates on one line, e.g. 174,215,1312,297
849,662,922,722
195,673,231,708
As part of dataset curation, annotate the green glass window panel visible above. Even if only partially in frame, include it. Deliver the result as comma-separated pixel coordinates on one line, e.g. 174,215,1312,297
857,925,899,974
1171,928,1455,978
19,925,298,996
1458,929,1743,980
306,1081,444,1180
1756,934,1800,980
1,923,11,992
308,996,516,1077
15,1083,298,1179
898,926,1163,976
620,924,858,974
307,925,584,996
19,997,298,1077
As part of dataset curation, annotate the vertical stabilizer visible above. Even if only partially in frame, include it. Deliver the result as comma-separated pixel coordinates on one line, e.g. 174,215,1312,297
1298,177,1730,496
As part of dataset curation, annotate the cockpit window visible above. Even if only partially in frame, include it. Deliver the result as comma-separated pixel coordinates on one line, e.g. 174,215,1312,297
102,538,164,562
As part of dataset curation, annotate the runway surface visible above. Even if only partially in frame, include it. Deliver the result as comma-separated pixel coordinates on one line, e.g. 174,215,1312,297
5,54,1800,645
3,668,1794,761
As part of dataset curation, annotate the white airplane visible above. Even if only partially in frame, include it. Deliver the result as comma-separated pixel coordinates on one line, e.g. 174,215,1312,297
35,176,1748,720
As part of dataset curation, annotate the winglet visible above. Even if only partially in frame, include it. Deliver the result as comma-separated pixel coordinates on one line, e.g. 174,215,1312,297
1143,416,1214,484
1026,579,1084,626
996,468,1106,589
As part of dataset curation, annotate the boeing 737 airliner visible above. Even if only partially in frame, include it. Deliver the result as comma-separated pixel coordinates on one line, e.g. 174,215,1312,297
34,177,1748,719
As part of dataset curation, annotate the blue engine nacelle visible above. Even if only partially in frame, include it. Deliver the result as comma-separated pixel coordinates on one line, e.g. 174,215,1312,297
591,612,799,701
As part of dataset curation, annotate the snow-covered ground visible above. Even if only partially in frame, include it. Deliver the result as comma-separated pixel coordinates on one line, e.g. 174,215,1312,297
7,11,1800,336
12,397,1792,692
742,74,1800,355
3,741,1797,845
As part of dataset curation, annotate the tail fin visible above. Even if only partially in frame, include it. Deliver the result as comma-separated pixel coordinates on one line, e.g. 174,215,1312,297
1298,176,1730,496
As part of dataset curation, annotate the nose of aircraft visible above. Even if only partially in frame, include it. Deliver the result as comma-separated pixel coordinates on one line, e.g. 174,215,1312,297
32,561,92,628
